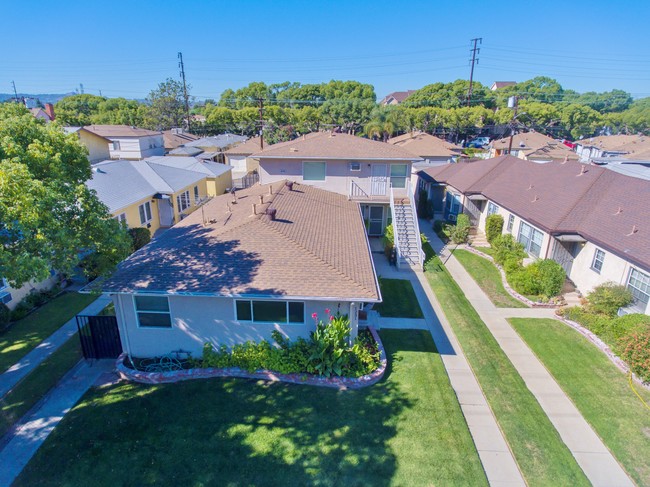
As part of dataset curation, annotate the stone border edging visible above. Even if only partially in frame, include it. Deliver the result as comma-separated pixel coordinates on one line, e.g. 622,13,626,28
557,313,650,390
115,326,387,390
462,245,559,308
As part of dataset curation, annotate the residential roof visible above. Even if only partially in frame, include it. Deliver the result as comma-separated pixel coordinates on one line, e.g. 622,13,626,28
185,134,248,150
380,90,416,105
491,131,578,161
146,156,232,178
576,134,650,159
420,156,650,271
163,129,200,150
63,126,110,141
224,136,265,156
252,131,420,160
84,125,162,138
491,81,516,90
388,131,462,158
100,182,381,301
87,159,206,212
169,146,204,156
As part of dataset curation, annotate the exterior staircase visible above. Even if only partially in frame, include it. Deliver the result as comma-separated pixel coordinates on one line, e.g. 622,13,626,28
393,200,424,268
469,227,490,248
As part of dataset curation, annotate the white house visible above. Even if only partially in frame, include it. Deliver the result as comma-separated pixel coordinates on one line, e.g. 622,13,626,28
98,182,381,358
83,125,164,160
419,155,650,315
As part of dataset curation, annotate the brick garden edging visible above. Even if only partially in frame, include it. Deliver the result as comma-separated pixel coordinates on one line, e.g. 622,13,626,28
462,245,560,308
115,326,387,390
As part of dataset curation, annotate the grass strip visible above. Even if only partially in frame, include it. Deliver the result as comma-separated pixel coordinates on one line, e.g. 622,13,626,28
422,243,589,486
16,330,487,486
0,292,96,373
510,317,650,486
0,334,82,437
453,249,527,308
374,278,424,318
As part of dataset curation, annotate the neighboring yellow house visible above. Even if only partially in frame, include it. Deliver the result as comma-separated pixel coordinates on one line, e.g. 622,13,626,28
87,158,230,236
64,126,111,164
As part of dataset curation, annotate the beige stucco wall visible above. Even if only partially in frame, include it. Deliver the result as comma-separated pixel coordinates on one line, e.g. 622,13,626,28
2,275,59,310
112,293,352,357
210,171,233,196
78,131,110,163
108,135,164,160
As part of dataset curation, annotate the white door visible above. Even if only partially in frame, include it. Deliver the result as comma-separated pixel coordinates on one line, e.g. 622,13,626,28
371,164,387,196
158,199,174,227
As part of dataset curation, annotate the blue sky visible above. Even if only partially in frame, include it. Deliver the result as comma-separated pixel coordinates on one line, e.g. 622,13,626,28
2,0,650,100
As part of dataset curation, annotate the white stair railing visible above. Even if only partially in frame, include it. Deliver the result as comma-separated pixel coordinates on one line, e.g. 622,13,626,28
407,179,425,268
389,183,402,269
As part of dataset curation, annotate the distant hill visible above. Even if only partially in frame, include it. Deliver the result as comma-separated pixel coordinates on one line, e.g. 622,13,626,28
0,92,76,104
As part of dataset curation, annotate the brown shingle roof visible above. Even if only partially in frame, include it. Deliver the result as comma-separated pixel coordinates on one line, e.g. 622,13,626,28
100,182,380,301
576,134,650,158
380,90,417,104
491,131,577,160
85,125,162,137
420,156,650,270
388,131,462,158
252,132,419,160
163,130,199,150
224,136,265,155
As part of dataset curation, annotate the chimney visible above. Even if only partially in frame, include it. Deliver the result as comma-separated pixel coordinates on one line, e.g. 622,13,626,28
44,103,55,121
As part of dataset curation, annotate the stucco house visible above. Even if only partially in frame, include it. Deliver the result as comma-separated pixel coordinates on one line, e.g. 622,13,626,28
489,131,578,162
574,134,650,163
83,125,164,160
388,131,462,164
99,182,381,358
223,136,264,180
64,126,111,163
163,129,199,151
0,274,59,310
379,90,416,106
419,155,650,314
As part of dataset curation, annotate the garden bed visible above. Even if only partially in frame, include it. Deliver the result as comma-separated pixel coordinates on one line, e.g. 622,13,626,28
117,327,387,390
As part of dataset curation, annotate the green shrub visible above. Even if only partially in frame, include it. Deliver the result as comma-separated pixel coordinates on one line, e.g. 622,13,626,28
10,301,33,322
448,214,471,244
619,329,650,382
492,234,526,267
0,303,10,327
608,314,650,343
128,227,152,252
563,306,612,335
25,291,48,308
508,259,565,298
485,214,504,244
456,213,470,229
586,282,633,316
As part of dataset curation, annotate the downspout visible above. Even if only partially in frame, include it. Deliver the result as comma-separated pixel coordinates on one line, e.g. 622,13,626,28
116,294,134,365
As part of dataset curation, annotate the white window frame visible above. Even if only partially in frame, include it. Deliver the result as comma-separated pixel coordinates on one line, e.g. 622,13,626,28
507,214,515,232
114,213,127,227
138,201,152,225
234,299,305,324
176,190,191,213
133,295,172,329
627,268,650,309
390,164,408,189
112,140,121,151
303,161,326,181
193,185,200,204
591,249,605,273
349,161,361,172
517,221,543,257
487,202,500,216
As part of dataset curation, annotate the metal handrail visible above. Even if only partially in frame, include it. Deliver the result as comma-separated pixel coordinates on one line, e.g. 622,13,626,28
389,182,401,269
407,179,426,268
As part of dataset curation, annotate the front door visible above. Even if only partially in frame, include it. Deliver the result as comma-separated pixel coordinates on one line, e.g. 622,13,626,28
371,164,388,196
158,199,174,227
368,205,384,236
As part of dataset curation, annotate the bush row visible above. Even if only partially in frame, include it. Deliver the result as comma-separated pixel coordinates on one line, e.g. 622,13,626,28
201,314,380,378
0,284,63,326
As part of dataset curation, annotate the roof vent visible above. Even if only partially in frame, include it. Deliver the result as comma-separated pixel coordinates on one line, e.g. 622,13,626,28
519,141,525,147
289,147,298,152
614,206,623,215
266,208,277,221
527,183,533,190
627,225,639,236
561,155,568,164
531,194,539,203
578,165,587,176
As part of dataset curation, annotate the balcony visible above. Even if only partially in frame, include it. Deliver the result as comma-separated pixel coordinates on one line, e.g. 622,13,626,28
349,178,410,202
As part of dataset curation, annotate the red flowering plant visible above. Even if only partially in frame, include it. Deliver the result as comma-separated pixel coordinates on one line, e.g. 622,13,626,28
309,309,353,377
619,328,650,383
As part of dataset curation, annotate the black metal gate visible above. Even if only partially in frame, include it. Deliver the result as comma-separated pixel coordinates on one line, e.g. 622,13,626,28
76,315,122,359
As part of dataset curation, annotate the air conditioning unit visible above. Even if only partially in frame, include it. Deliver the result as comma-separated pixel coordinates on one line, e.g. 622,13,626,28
448,213,457,222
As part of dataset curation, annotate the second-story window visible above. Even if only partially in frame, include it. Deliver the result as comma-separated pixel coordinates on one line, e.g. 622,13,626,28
303,162,326,181
390,164,408,188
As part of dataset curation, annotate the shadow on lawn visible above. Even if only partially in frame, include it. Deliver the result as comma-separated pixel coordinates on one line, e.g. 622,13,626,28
16,357,414,486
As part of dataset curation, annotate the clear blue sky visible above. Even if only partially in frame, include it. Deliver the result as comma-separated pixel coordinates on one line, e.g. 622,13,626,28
3,0,650,100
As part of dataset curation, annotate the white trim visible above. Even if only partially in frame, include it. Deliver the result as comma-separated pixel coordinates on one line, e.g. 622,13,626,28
590,248,605,273
104,291,382,303
256,156,421,162
133,295,173,329
138,201,152,225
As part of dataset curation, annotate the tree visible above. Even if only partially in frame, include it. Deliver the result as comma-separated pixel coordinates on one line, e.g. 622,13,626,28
405,80,494,109
0,104,131,286
558,103,603,139
144,78,188,130
364,106,406,141
575,89,633,113
54,94,107,126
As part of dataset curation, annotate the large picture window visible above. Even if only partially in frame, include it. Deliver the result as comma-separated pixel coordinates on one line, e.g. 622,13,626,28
517,221,543,257
135,295,172,328
303,162,326,181
235,300,304,324
138,201,152,224
627,268,650,310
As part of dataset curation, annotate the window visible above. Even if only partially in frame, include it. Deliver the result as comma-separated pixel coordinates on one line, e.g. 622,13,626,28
591,249,605,273
303,161,326,181
349,162,361,172
114,213,127,227
390,164,408,189
627,268,650,309
135,295,171,328
0,278,11,305
487,202,500,216
176,191,191,213
517,221,544,257
138,201,152,224
235,300,304,323
194,185,200,204
112,140,121,151
507,214,515,232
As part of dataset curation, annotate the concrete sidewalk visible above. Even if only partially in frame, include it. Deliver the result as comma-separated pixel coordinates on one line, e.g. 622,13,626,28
421,220,633,487
374,255,525,486
0,295,111,399
0,359,116,486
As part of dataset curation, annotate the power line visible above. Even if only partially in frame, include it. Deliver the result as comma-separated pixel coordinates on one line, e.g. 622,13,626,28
467,38,482,107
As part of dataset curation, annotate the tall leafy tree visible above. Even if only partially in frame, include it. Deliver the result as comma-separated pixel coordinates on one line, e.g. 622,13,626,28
0,104,131,286
54,94,107,126
144,78,188,130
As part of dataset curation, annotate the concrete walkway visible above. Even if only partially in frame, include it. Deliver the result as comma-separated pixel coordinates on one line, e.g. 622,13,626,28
420,220,633,487
0,359,116,486
0,295,111,399
374,255,525,486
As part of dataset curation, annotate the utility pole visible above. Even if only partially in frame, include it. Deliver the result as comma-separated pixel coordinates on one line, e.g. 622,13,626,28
178,52,191,131
467,37,482,107
11,81,18,102
507,95,519,154
258,97,264,150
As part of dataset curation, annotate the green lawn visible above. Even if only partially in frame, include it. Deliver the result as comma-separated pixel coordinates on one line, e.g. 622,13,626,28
472,245,495,257
510,318,650,486
16,329,487,487
0,334,82,438
374,278,424,318
0,292,97,373
422,244,589,487
453,249,527,308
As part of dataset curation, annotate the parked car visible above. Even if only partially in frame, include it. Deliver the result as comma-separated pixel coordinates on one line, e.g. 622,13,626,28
466,137,490,148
